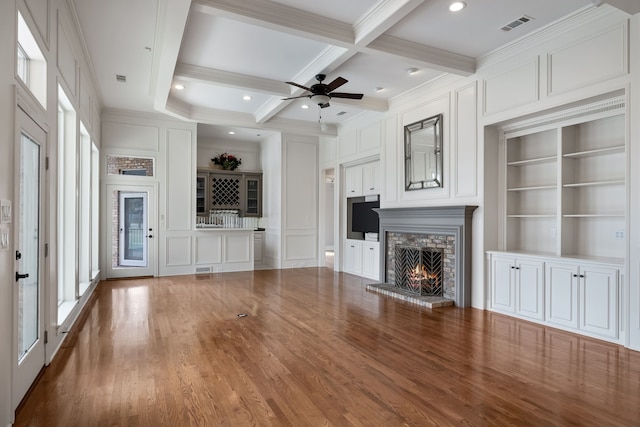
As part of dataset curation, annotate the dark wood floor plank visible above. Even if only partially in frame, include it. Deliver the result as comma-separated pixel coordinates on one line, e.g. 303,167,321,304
13,268,640,426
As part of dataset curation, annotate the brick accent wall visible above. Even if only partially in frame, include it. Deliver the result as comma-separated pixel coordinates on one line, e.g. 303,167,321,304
106,156,154,176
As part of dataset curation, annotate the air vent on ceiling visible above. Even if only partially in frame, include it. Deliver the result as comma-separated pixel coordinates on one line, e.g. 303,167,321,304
500,15,534,32
115,74,127,83
336,111,347,116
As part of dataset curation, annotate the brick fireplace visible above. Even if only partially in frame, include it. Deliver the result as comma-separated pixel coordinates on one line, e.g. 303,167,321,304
371,205,477,307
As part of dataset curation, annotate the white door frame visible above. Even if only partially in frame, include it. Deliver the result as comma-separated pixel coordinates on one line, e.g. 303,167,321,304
105,184,157,278
12,106,47,412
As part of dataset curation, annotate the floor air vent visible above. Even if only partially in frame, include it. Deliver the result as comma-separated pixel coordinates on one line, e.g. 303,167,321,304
195,266,212,274
500,15,533,32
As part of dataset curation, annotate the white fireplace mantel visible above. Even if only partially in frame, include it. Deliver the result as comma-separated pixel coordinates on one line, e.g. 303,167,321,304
374,205,477,307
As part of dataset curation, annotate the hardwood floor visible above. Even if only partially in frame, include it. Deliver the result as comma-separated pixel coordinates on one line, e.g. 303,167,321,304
14,268,640,426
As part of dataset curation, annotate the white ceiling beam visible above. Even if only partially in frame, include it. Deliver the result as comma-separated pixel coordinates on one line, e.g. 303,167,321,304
174,63,291,96
366,34,476,76
189,105,338,137
353,0,426,46
151,0,192,112
191,0,354,46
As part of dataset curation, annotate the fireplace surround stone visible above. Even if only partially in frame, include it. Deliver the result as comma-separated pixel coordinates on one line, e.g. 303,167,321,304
373,205,477,307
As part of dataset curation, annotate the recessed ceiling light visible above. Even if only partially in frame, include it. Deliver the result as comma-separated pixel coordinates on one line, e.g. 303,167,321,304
449,1,466,12
174,83,185,90
301,104,310,109
374,87,384,93
228,131,235,135
407,68,419,75
243,95,252,101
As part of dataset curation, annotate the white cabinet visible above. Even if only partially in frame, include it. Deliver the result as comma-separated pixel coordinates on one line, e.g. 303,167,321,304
344,239,363,274
345,167,363,197
344,239,380,280
545,261,619,339
361,162,381,196
345,161,380,197
362,241,380,280
491,255,544,321
253,231,264,265
489,252,621,343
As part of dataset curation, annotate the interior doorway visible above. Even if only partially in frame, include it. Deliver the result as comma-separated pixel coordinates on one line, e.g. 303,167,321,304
323,168,335,269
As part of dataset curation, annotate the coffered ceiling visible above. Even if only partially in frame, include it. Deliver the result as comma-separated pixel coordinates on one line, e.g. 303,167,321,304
72,0,618,139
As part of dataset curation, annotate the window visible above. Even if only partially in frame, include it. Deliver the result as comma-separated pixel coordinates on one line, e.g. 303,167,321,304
17,12,46,108
91,143,100,277
17,43,29,84
106,155,154,176
78,123,91,296
57,87,77,321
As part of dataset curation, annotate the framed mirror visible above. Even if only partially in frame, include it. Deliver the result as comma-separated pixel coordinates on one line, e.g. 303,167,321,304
404,113,443,190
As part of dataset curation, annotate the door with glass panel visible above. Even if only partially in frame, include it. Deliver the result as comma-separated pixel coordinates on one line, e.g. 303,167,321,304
13,108,46,411
106,185,156,278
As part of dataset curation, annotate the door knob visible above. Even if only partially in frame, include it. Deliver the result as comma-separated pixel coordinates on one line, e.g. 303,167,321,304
16,272,29,282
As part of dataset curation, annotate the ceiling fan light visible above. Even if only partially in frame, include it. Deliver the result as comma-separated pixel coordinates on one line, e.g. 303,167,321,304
312,94,330,106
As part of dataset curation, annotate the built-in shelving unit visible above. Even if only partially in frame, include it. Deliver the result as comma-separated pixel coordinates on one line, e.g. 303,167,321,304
503,104,625,261
489,97,627,346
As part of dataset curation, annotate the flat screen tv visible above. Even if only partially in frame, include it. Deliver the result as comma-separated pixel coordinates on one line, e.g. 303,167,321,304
352,200,379,233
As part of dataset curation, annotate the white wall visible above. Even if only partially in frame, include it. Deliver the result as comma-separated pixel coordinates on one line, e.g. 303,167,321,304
197,138,261,171
260,133,282,268
101,110,197,277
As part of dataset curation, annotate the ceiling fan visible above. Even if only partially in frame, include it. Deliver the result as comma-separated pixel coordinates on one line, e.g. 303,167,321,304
282,74,363,108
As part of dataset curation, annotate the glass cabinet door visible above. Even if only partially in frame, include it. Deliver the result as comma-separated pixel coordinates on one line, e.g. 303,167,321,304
245,175,261,217
196,173,208,214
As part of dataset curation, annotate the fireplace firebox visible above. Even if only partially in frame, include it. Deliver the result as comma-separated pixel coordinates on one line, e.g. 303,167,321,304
394,246,443,296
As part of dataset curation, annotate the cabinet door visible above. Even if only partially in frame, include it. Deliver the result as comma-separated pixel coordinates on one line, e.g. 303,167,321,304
545,262,579,329
515,259,544,320
345,166,363,197
253,233,264,263
344,240,362,274
362,161,381,196
362,241,379,280
491,256,515,312
196,173,209,215
244,174,262,217
579,265,618,339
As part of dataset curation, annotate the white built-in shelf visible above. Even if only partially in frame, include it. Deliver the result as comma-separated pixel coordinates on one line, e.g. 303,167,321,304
562,145,625,159
506,156,557,166
562,213,625,218
563,180,625,188
507,185,556,192
507,214,556,218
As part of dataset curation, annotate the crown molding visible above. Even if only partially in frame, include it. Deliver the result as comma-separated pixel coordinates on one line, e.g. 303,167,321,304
353,0,425,46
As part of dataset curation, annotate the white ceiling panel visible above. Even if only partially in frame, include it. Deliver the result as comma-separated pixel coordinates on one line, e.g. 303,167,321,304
385,0,593,58
178,13,330,81
172,82,273,112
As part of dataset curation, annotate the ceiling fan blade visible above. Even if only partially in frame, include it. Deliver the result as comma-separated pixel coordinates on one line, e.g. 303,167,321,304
326,76,347,92
281,95,310,100
329,92,363,100
320,102,330,109
285,81,312,91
